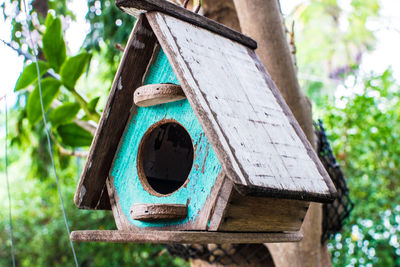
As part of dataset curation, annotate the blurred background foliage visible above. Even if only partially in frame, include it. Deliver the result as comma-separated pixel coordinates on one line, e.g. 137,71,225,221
0,0,399,266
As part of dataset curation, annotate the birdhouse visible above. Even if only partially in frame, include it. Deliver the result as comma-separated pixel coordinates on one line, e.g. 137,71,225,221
71,0,336,244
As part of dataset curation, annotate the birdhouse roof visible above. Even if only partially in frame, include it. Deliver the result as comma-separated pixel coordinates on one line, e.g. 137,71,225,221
74,2,336,210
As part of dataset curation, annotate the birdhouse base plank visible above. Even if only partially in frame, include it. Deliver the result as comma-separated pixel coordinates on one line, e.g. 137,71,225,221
70,230,302,244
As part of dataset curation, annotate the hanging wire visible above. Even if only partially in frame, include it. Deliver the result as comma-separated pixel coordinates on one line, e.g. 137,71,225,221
21,2,79,266
4,95,16,267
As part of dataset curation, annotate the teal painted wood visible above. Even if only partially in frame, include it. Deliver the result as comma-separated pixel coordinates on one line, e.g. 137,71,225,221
110,48,222,228
144,48,179,85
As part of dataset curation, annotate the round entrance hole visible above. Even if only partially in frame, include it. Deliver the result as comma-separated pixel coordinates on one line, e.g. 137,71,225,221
137,121,194,195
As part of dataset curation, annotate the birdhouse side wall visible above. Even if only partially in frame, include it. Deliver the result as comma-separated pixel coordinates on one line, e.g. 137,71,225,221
107,48,223,231
216,189,310,232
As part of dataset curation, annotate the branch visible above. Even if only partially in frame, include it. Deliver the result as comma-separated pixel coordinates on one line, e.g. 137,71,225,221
58,146,88,158
50,99,98,135
114,43,125,52
48,131,89,158
70,89,101,123
74,119,97,136
1,38,34,61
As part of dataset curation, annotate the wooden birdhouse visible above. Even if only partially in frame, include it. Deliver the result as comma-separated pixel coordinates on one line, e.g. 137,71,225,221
71,0,336,244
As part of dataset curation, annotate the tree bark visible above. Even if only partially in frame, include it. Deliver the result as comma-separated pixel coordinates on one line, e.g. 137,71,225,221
191,0,332,266
202,0,240,32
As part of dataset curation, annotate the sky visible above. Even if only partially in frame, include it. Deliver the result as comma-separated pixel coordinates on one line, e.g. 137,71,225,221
0,0,399,101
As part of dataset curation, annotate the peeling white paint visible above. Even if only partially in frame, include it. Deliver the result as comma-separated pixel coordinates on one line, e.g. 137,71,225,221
78,185,86,205
152,13,330,195
121,7,144,18
118,77,123,91
132,39,145,49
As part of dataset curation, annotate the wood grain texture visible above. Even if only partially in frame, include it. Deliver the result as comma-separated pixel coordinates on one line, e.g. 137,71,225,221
115,0,257,49
218,190,310,232
207,175,234,231
147,12,336,203
107,45,223,230
193,171,227,230
74,15,157,210
130,203,188,221
70,230,302,244
133,83,185,107
106,178,124,229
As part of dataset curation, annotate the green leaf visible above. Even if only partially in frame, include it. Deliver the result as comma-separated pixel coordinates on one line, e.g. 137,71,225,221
44,13,54,28
27,77,61,125
42,17,66,73
14,61,49,91
48,102,80,127
57,123,93,147
88,96,100,112
60,52,91,90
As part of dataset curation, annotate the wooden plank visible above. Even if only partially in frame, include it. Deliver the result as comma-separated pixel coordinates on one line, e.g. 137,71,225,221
147,12,336,202
208,175,234,231
105,45,224,231
115,0,257,49
130,203,188,221
193,171,227,230
218,190,309,232
74,15,158,210
133,83,185,107
70,230,302,244
247,50,337,199
106,178,124,229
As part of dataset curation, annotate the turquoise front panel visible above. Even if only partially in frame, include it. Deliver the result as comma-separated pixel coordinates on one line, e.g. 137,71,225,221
110,49,222,228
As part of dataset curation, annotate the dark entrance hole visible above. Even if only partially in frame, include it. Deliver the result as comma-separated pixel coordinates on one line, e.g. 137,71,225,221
138,121,194,195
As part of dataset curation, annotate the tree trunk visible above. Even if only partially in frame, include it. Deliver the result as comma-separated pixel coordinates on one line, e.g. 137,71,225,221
191,0,332,266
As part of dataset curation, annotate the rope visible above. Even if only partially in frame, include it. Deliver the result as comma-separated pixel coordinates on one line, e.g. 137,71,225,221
4,95,16,267
21,2,79,266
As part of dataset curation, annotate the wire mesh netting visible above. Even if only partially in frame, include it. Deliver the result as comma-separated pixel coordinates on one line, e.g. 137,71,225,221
315,119,354,243
166,244,274,266
165,119,353,264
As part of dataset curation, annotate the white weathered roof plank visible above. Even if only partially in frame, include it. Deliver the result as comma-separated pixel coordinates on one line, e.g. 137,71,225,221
147,12,336,201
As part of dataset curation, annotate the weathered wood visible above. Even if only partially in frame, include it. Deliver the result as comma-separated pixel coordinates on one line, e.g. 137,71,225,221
217,190,310,232
147,12,336,202
130,203,188,221
106,44,223,231
193,171,226,229
115,0,257,49
207,175,234,231
74,15,157,210
70,230,303,244
134,83,186,107
106,178,124,229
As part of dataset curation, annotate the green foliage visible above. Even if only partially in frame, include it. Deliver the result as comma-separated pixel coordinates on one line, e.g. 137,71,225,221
87,96,100,113
12,12,101,149
287,0,380,99
27,77,61,125
0,137,186,266
42,14,67,73
85,0,136,76
57,123,93,147
49,103,81,127
318,69,400,266
2,2,185,266
2,0,398,266
60,53,91,90
14,61,49,91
